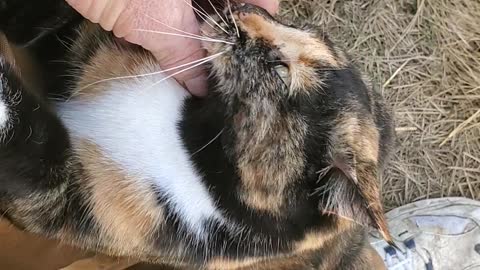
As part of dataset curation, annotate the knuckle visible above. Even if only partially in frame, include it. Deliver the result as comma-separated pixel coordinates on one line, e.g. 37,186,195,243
72,0,93,16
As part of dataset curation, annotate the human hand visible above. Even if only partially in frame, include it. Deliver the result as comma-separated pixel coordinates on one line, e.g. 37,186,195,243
65,0,279,96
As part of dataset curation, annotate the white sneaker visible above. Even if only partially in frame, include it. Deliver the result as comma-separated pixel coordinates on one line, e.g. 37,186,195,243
369,197,480,270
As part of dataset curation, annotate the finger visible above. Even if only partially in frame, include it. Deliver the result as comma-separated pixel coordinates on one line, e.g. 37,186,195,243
98,0,127,31
66,0,209,96
66,0,128,32
184,74,208,97
85,0,109,23
151,43,208,96
242,0,279,15
66,0,103,22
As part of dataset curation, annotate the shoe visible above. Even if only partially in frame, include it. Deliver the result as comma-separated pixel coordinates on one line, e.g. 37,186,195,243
369,197,480,270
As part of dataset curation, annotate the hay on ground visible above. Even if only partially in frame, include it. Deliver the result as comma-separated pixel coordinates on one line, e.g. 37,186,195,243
280,0,480,209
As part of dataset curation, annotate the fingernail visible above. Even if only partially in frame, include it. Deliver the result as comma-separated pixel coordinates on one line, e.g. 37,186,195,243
270,0,280,15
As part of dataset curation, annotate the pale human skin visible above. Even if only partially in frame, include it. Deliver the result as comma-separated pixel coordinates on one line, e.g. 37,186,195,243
65,0,279,96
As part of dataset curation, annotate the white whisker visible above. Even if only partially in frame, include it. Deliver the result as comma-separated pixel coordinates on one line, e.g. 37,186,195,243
190,5,219,34
182,0,229,34
75,52,224,92
134,29,234,44
144,14,206,40
227,0,240,37
207,0,228,26
182,0,211,20
148,52,224,88
192,0,215,22
191,128,224,156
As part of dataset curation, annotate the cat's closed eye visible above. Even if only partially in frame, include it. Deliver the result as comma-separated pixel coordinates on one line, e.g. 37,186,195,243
274,63,290,86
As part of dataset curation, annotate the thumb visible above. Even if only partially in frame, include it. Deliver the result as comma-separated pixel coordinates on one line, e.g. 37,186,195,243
65,0,128,32
151,45,208,97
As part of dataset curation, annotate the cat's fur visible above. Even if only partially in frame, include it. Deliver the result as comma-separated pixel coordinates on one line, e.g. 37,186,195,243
0,1,395,269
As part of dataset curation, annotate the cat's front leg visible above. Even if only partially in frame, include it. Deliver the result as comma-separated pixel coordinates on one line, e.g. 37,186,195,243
0,53,162,260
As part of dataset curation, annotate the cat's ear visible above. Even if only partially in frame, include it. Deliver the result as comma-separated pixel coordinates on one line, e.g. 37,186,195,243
316,117,393,244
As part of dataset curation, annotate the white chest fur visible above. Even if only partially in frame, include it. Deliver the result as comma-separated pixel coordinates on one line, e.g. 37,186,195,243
56,76,224,237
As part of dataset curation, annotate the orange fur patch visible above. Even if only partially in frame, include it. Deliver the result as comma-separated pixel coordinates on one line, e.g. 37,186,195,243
337,116,380,163
75,140,165,255
331,114,392,242
68,24,159,101
362,245,387,270
235,113,307,214
293,219,351,254
236,13,341,92
207,220,355,270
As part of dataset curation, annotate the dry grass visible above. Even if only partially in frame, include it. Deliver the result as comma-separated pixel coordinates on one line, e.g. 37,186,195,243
279,0,480,209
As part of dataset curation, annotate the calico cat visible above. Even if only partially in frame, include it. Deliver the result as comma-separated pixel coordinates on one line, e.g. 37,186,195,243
0,1,395,269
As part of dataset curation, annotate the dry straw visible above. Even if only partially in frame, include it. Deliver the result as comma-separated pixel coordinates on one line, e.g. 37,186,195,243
279,0,480,209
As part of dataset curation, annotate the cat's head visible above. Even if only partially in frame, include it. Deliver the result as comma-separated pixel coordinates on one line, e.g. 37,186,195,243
188,2,396,265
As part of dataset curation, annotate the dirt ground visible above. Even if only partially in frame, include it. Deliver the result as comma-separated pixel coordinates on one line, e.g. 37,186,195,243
280,0,480,209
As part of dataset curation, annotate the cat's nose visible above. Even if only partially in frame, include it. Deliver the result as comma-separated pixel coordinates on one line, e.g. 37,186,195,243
231,3,275,21
232,3,279,41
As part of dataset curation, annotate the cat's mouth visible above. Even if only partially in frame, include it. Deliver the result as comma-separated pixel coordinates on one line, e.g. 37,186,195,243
199,3,275,54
